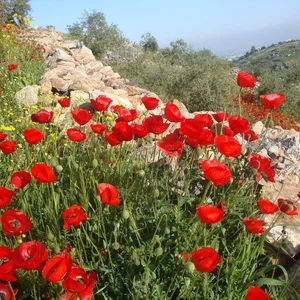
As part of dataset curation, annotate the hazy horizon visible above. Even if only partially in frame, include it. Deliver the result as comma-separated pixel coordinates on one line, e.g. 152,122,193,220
29,0,300,57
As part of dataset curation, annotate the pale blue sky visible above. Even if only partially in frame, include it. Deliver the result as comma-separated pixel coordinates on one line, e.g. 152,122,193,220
30,0,300,56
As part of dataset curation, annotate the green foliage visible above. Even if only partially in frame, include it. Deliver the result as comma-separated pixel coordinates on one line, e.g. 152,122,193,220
140,32,159,52
0,25,46,111
65,10,127,59
113,47,237,113
0,0,31,25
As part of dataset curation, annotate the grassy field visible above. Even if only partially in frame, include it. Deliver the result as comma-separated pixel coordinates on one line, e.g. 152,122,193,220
0,23,299,299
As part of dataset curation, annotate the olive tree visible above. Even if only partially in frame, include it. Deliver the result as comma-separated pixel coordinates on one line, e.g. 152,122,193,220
66,10,127,59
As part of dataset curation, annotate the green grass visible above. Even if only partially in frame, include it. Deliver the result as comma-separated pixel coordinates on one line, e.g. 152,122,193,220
0,23,299,299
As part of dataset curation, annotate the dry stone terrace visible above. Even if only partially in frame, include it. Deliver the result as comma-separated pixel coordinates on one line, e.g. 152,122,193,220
17,27,300,265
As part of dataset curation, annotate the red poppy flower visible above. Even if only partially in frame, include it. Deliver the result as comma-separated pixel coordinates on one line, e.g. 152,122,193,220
61,205,87,230
97,183,120,206
157,130,184,156
90,123,106,136
0,283,15,299
104,132,121,146
130,124,149,138
0,246,16,282
180,118,204,137
141,96,159,110
62,266,96,299
260,93,285,109
196,204,224,224
191,247,221,272
196,127,215,147
90,95,113,111
201,160,231,186
58,97,71,108
246,286,270,300
112,122,133,142
7,64,17,71
185,128,215,148
247,154,271,172
236,71,256,88
222,125,235,136
71,108,92,126
194,114,214,127
242,129,258,142
142,115,170,134
10,171,31,189
31,109,53,123
67,128,86,142
184,136,199,148
164,102,184,122
277,199,298,215
228,115,249,134
111,104,127,114
214,135,242,158
264,167,276,183
14,241,48,270
1,210,31,236
242,217,266,234
116,109,138,123
0,140,16,154
257,199,278,214
0,132,8,141
0,186,14,209
23,128,44,144
212,111,228,122
31,163,55,183
42,253,72,282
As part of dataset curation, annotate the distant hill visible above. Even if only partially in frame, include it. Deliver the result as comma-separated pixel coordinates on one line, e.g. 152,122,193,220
235,40,300,71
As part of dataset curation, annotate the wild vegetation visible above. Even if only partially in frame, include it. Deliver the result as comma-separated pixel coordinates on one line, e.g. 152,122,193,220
64,10,300,123
234,41,300,119
0,7,299,300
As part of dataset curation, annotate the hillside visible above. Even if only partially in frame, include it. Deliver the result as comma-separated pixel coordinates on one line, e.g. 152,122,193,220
235,40,300,71
232,40,300,119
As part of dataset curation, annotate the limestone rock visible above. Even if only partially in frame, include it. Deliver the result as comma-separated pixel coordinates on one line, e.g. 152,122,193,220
252,121,265,135
40,67,87,93
15,85,40,106
47,48,76,68
68,78,105,92
73,46,96,64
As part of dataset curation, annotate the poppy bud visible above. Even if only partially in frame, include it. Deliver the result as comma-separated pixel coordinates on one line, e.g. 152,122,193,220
47,231,55,241
155,247,163,256
122,209,130,219
153,189,160,198
55,165,63,173
113,242,120,250
268,119,274,128
54,244,61,254
185,262,195,272
137,170,145,177
164,226,170,234
92,159,98,168
185,277,191,287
